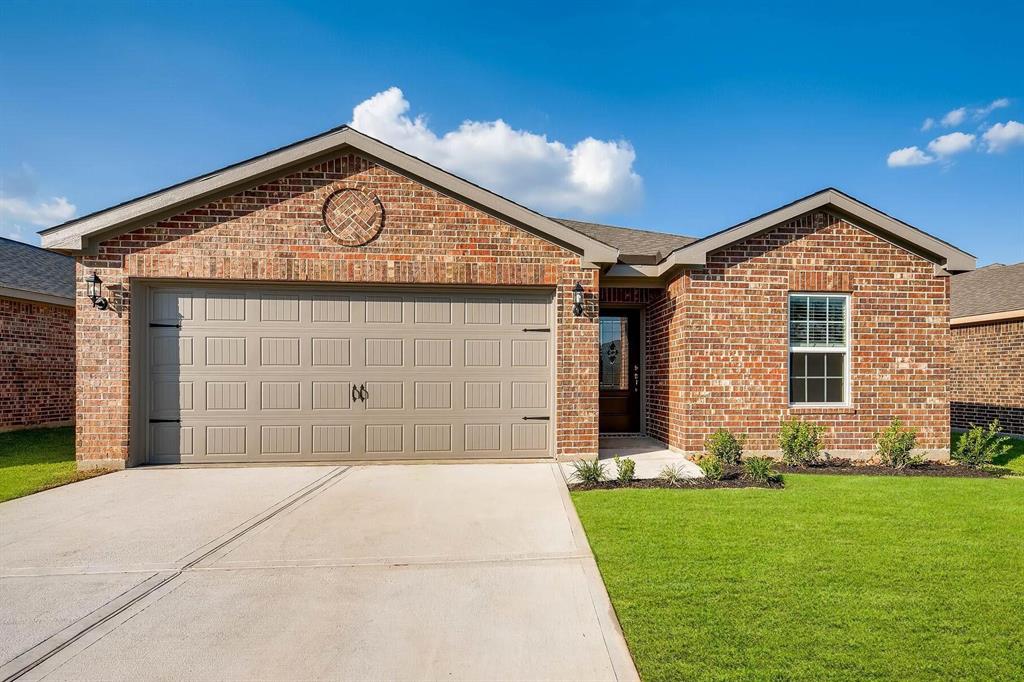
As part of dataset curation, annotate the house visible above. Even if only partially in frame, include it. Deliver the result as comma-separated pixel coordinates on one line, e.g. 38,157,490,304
39,126,975,470
950,263,1024,436
0,237,75,431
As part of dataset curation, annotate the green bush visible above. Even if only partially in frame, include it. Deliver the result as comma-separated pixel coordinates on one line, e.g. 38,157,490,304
570,459,607,484
697,454,724,481
952,420,1012,468
742,456,779,483
874,417,921,469
658,463,689,485
613,456,636,484
778,418,827,465
704,428,745,464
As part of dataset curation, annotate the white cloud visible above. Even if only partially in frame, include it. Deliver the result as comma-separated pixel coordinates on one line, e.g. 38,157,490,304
0,164,76,243
941,107,967,127
350,87,642,214
926,131,975,156
982,120,1024,153
887,146,936,167
0,196,76,227
976,98,1010,118
921,117,935,131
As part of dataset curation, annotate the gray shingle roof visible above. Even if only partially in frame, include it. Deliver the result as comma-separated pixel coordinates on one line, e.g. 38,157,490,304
951,262,1024,318
551,218,697,260
0,237,75,301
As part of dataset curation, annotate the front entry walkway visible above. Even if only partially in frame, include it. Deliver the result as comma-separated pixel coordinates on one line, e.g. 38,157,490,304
0,464,637,681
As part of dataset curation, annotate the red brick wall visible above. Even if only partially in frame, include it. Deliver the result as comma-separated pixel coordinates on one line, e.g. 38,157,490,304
950,320,1024,436
75,153,599,467
0,297,75,431
602,210,950,457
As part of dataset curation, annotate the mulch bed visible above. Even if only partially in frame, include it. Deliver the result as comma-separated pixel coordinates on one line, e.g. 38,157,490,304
777,459,1008,478
570,469,783,491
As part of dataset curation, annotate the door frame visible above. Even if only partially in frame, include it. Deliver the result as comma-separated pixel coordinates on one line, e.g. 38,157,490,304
130,279,559,465
597,303,646,435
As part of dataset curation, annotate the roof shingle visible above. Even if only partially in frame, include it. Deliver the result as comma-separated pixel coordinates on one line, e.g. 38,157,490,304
0,237,75,301
951,263,1024,319
550,218,696,260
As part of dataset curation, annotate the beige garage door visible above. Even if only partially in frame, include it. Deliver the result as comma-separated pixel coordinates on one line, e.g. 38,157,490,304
144,285,554,463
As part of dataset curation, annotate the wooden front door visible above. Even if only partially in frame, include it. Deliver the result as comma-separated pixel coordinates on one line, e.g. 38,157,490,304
598,309,641,433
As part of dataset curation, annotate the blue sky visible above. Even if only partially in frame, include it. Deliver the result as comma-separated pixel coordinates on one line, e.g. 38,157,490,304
1,0,1021,264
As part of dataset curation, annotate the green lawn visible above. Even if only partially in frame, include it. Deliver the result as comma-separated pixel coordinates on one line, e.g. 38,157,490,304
952,430,1024,474
0,427,105,503
573,474,1024,681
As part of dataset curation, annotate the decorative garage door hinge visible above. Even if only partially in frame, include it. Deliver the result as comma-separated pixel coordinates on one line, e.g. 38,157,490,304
522,416,550,420
149,418,181,423
522,327,550,332
149,322,181,328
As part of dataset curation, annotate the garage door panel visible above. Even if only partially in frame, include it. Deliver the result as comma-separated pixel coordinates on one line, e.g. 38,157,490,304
145,286,553,463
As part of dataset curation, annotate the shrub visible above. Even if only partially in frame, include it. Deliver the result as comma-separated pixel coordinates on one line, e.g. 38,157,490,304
613,456,636,484
778,418,827,465
742,456,780,483
570,459,607,485
952,420,1012,468
658,463,689,486
874,417,921,469
704,428,744,465
697,454,724,481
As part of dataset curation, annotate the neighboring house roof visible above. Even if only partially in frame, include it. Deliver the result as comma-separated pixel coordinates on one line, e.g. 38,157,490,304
38,126,974,277
0,237,75,306
951,262,1024,323
38,126,618,264
551,218,696,262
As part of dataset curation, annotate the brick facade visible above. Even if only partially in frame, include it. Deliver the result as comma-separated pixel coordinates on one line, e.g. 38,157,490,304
0,296,75,431
75,153,598,468
950,320,1024,436
602,211,950,458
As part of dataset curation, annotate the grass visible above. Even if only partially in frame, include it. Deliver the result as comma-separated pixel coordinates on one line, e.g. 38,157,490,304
0,427,106,503
572,474,1024,681
951,430,1024,474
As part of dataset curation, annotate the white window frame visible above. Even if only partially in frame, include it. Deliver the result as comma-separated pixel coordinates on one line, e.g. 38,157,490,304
788,293,851,407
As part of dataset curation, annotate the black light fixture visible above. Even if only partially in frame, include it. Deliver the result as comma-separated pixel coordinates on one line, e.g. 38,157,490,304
572,281,584,317
86,271,108,310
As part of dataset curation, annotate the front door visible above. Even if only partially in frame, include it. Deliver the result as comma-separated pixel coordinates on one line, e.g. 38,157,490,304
598,309,641,433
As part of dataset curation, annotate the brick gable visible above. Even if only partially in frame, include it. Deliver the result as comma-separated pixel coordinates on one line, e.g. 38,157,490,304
607,210,950,457
75,153,598,467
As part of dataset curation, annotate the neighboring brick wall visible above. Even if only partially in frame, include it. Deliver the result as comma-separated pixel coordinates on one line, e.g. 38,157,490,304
0,296,75,431
602,210,950,458
75,153,599,467
950,319,1024,435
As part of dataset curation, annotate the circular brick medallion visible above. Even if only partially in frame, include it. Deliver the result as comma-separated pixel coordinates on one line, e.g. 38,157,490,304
322,188,384,246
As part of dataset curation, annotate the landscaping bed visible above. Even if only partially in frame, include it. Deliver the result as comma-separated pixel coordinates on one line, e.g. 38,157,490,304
570,467,783,491
775,458,1009,478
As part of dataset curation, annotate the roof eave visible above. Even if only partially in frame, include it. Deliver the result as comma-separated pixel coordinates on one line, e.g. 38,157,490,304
654,189,975,276
41,127,619,265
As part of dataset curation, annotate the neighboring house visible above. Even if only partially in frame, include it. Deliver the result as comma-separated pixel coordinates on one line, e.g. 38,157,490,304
950,263,1024,436
0,237,75,431
39,126,975,470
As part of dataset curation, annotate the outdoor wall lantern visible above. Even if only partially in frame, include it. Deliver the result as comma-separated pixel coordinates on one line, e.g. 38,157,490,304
572,281,584,317
86,271,108,310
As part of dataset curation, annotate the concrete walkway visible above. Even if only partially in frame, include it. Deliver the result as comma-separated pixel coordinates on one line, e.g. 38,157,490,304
562,436,703,481
0,464,637,681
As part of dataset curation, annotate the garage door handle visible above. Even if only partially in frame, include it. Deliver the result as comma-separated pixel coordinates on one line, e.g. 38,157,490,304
359,384,369,402
522,416,549,420
352,384,360,403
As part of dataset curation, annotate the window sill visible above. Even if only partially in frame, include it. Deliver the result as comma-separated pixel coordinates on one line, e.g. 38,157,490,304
789,404,857,416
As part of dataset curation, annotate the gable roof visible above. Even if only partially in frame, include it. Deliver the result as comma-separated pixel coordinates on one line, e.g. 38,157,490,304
951,263,1024,321
0,237,75,306
550,218,696,262
661,188,974,272
39,126,619,264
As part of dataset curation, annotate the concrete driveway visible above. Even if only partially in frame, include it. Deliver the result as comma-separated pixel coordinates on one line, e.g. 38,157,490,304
0,464,637,681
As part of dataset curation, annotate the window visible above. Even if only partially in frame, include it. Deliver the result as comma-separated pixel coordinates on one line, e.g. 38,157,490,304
789,294,849,404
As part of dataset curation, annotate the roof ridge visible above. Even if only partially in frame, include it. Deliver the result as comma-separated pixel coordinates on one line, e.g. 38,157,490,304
554,217,694,239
